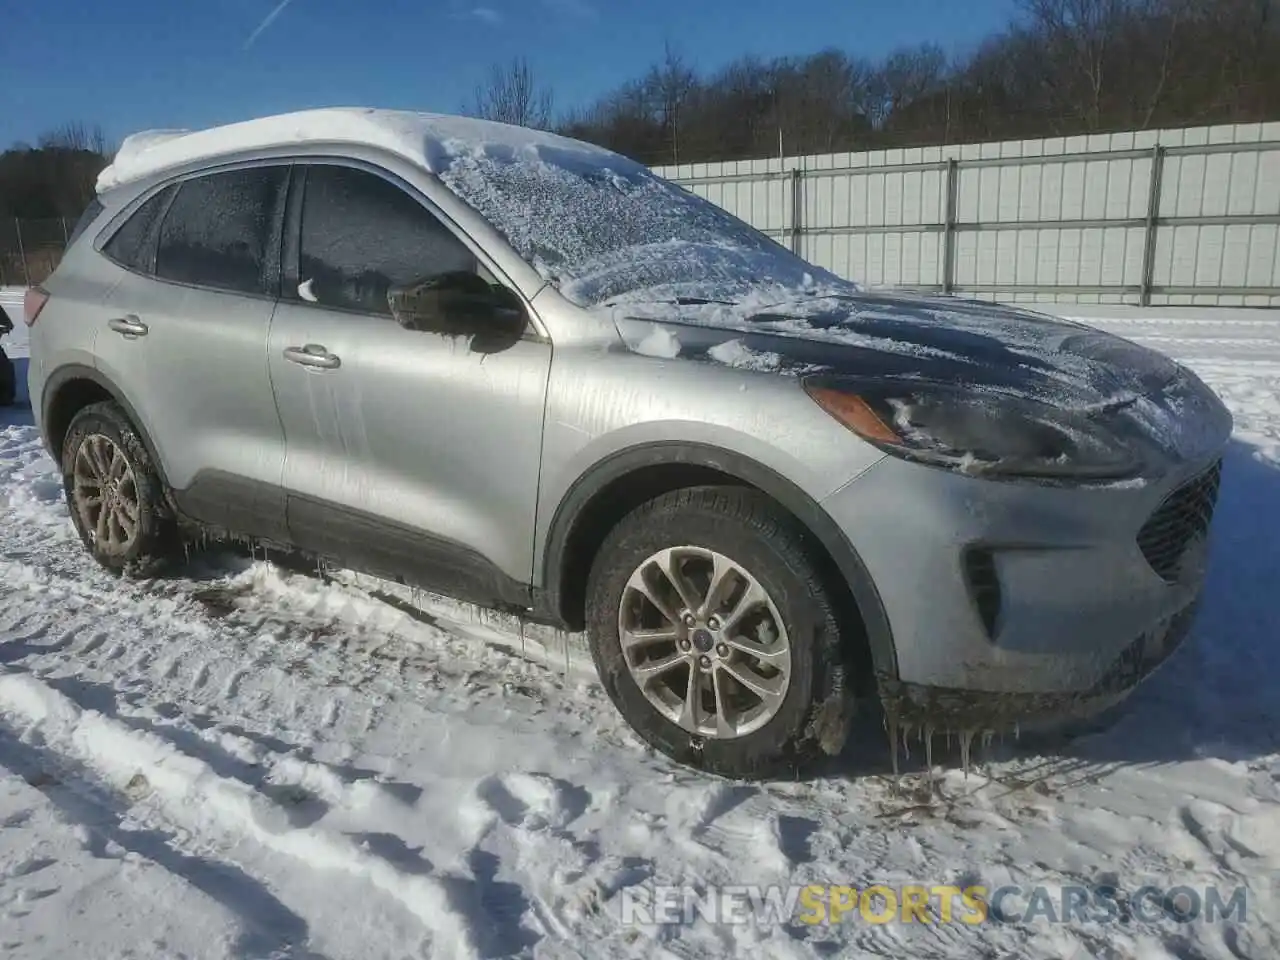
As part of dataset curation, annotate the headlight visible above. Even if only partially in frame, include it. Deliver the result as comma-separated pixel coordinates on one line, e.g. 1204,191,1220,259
804,378,1139,480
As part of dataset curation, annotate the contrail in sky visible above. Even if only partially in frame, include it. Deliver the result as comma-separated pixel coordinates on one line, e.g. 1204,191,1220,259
243,0,295,49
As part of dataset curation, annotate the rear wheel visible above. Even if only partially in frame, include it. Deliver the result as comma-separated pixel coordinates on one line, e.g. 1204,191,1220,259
586,486,852,779
62,402,177,576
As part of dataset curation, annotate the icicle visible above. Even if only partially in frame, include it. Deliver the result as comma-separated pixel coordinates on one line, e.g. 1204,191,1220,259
957,729,975,779
901,724,911,760
887,716,900,777
923,725,934,779
1014,722,1021,741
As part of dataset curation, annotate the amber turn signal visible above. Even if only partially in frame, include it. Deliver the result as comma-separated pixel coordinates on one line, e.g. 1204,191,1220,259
803,385,902,445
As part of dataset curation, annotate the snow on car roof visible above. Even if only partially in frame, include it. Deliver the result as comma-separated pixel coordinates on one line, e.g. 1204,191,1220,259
96,107,627,193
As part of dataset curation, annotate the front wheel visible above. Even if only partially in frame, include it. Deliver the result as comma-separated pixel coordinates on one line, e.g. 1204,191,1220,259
585,486,853,779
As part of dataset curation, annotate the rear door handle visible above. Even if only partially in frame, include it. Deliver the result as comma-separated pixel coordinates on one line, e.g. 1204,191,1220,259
283,344,341,370
108,315,148,338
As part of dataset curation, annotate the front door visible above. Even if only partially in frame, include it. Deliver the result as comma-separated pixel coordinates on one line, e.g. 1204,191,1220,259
267,162,551,607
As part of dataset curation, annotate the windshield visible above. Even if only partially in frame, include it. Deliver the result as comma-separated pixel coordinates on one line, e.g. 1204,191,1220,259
435,145,852,307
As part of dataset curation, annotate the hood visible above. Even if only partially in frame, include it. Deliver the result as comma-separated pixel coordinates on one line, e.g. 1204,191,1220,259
615,290,1179,409
611,290,1233,464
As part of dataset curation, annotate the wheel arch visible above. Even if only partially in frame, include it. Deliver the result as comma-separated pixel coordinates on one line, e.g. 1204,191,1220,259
41,364,171,488
540,441,898,684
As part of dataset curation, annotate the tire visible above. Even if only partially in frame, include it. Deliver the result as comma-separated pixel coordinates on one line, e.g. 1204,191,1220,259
0,345,14,407
585,485,853,779
61,401,177,577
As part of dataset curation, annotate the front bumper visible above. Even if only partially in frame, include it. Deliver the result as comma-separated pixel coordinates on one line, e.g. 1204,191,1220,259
878,602,1199,730
822,445,1225,725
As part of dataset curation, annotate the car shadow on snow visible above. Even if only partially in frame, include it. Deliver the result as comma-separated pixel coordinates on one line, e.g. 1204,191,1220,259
827,437,1280,781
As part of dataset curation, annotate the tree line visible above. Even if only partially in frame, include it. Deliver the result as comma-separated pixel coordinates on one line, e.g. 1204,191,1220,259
0,123,109,222
476,0,1280,165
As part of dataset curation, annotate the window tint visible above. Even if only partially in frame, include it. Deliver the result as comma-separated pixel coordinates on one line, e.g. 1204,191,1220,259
298,164,477,316
102,186,174,272
156,166,286,295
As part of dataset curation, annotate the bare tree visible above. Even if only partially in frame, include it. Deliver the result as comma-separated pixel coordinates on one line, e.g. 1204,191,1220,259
1018,0,1135,129
469,58,554,129
869,44,949,129
37,122,110,156
644,42,698,163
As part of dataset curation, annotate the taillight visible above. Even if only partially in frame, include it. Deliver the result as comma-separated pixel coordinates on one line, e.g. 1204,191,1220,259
23,286,49,326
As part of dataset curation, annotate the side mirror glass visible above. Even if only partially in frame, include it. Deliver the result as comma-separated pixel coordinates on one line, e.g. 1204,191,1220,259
388,271,526,349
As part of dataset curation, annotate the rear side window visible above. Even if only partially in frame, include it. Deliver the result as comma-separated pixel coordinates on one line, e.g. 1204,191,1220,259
155,166,287,296
68,199,105,247
296,164,477,315
102,186,174,272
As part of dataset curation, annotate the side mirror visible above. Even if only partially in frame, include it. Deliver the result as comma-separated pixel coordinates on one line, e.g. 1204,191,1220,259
388,271,526,347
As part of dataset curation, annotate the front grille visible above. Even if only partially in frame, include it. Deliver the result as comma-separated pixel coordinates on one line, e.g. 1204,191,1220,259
1137,460,1223,582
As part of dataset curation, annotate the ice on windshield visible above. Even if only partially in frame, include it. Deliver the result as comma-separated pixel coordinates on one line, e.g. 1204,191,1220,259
434,146,851,307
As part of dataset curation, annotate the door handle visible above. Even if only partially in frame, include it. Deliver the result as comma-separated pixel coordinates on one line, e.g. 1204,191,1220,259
108,315,149,338
283,344,341,369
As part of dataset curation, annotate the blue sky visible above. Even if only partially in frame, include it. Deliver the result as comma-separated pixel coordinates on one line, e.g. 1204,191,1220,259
2,0,1022,149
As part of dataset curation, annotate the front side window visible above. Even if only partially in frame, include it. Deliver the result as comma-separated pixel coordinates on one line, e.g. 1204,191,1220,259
155,166,287,296
296,164,478,316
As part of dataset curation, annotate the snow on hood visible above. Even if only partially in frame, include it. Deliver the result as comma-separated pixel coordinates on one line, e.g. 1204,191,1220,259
612,290,1234,463
612,289,1172,403
97,108,619,194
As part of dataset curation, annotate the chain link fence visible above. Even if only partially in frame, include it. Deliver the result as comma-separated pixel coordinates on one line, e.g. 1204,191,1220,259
0,218,75,287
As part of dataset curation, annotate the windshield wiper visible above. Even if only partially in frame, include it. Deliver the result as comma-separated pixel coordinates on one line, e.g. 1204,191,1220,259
603,295,738,308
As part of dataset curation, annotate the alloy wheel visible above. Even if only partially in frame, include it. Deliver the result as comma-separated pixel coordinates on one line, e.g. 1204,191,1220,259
72,433,140,554
618,546,792,739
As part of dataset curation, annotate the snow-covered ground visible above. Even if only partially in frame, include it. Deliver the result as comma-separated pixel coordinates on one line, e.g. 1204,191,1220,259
1,295,1278,959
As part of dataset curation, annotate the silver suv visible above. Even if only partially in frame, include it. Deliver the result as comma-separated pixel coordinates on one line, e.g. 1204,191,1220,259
26,109,1232,777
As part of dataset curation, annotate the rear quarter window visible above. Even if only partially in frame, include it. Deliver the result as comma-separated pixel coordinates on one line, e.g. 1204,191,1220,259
67,199,105,247
102,185,176,274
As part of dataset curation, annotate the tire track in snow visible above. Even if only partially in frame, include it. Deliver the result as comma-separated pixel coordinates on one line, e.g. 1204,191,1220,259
0,719,317,959
0,668,487,959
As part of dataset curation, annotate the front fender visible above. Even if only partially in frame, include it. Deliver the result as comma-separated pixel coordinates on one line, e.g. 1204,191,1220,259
537,437,898,680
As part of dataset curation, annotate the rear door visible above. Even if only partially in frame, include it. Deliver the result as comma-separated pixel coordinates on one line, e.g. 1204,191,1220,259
93,163,291,539
267,161,551,605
